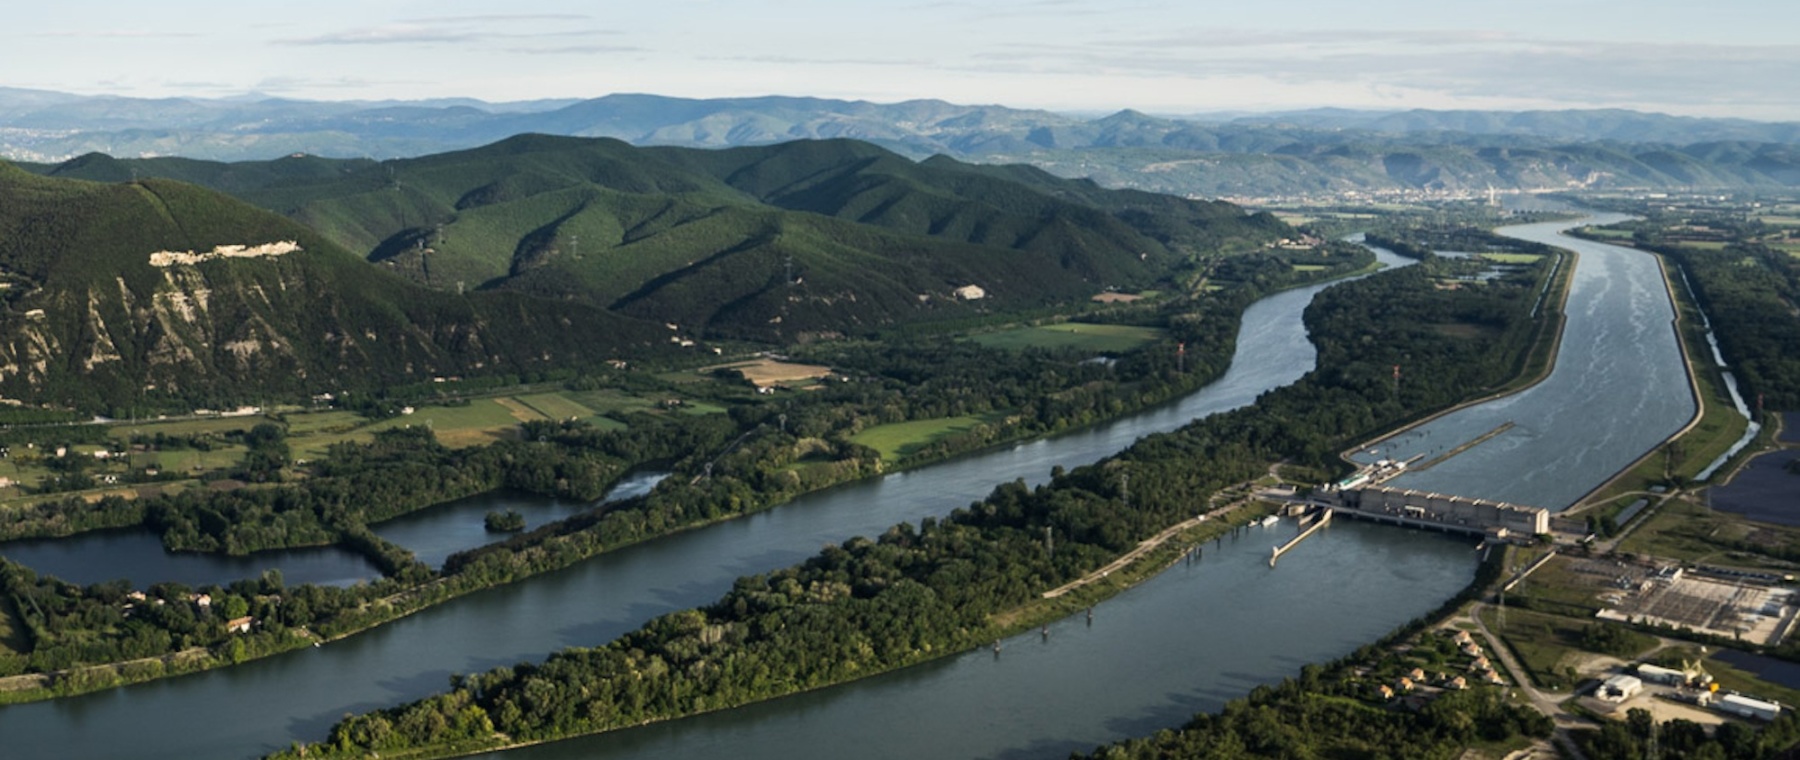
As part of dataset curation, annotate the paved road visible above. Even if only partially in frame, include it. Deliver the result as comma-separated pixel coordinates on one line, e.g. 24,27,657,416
1466,601,1593,760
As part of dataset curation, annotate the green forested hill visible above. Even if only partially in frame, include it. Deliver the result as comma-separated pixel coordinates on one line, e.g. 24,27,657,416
0,163,666,411
35,136,1285,340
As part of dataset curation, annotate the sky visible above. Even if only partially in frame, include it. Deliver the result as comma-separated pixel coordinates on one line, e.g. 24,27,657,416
10,0,1800,120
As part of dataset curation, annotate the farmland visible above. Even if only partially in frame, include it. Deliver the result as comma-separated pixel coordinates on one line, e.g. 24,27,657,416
849,414,1004,461
970,322,1167,353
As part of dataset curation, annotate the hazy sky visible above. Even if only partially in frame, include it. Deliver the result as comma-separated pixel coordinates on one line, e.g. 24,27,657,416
11,0,1800,119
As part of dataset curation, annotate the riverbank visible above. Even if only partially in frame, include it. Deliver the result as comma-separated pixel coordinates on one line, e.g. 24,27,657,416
0,256,1396,706
272,237,1562,760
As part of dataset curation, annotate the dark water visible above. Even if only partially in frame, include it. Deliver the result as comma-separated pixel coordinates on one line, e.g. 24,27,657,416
373,471,669,569
1714,649,1800,691
1782,413,1800,445
0,249,1440,760
1708,449,1800,526
0,475,669,589
486,521,1476,760
0,529,381,588
1357,215,1697,510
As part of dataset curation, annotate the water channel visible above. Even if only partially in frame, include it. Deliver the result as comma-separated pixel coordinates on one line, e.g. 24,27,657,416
0,472,671,587
1356,214,1698,510
0,223,1698,759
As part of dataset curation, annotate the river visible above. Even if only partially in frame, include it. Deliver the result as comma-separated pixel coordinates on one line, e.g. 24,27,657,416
0,225,1693,760
1357,215,1698,510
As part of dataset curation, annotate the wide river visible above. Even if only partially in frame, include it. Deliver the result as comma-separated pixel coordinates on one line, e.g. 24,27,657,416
0,222,1694,759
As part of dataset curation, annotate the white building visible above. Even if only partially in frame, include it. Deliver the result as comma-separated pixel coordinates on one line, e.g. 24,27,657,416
1599,674,1642,702
1718,694,1782,721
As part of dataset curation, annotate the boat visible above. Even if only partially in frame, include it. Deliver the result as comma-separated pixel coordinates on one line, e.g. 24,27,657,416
1260,515,1280,528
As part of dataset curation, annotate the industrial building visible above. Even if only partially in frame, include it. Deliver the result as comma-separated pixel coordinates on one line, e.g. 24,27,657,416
1634,663,1687,686
1718,693,1783,721
1599,674,1643,702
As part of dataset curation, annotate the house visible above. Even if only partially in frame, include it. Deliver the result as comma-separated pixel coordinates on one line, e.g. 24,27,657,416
953,284,987,300
226,616,254,634
1470,656,1490,672
193,593,212,608
1448,676,1468,690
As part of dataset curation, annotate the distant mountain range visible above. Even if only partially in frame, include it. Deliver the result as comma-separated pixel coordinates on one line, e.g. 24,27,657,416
2,135,1282,410
6,89,1800,197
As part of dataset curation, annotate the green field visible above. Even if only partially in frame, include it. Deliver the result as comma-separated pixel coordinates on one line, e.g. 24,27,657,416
675,400,729,416
1579,226,1634,239
281,411,367,436
1476,607,1618,690
971,323,1166,353
1291,264,1329,272
1617,497,1800,571
850,414,999,461
140,446,250,474
1480,253,1546,264
515,392,597,421
566,388,660,416
108,415,265,441
361,400,535,448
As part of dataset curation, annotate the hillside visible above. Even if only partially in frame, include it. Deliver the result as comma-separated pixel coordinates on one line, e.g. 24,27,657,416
0,162,667,411
35,136,1286,341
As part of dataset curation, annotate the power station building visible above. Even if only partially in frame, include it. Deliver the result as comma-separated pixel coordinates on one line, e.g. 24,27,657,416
1329,486,1550,538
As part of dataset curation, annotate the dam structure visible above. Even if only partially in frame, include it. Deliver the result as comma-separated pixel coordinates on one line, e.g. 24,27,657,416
1326,485,1550,541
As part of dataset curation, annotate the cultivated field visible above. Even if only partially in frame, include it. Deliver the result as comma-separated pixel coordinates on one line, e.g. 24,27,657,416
1480,253,1546,264
971,323,1166,353
850,414,999,461
703,358,833,388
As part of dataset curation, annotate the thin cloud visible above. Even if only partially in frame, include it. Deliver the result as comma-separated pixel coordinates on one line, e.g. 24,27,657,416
706,55,934,67
403,14,595,25
508,44,643,56
36,29,201,39
279,18,618,47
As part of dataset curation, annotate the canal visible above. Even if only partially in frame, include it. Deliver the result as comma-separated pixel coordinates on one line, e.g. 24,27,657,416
1359,215,1698,510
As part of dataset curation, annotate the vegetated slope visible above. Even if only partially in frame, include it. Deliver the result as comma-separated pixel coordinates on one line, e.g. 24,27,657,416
40,136,1286,341
0,162,665,411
